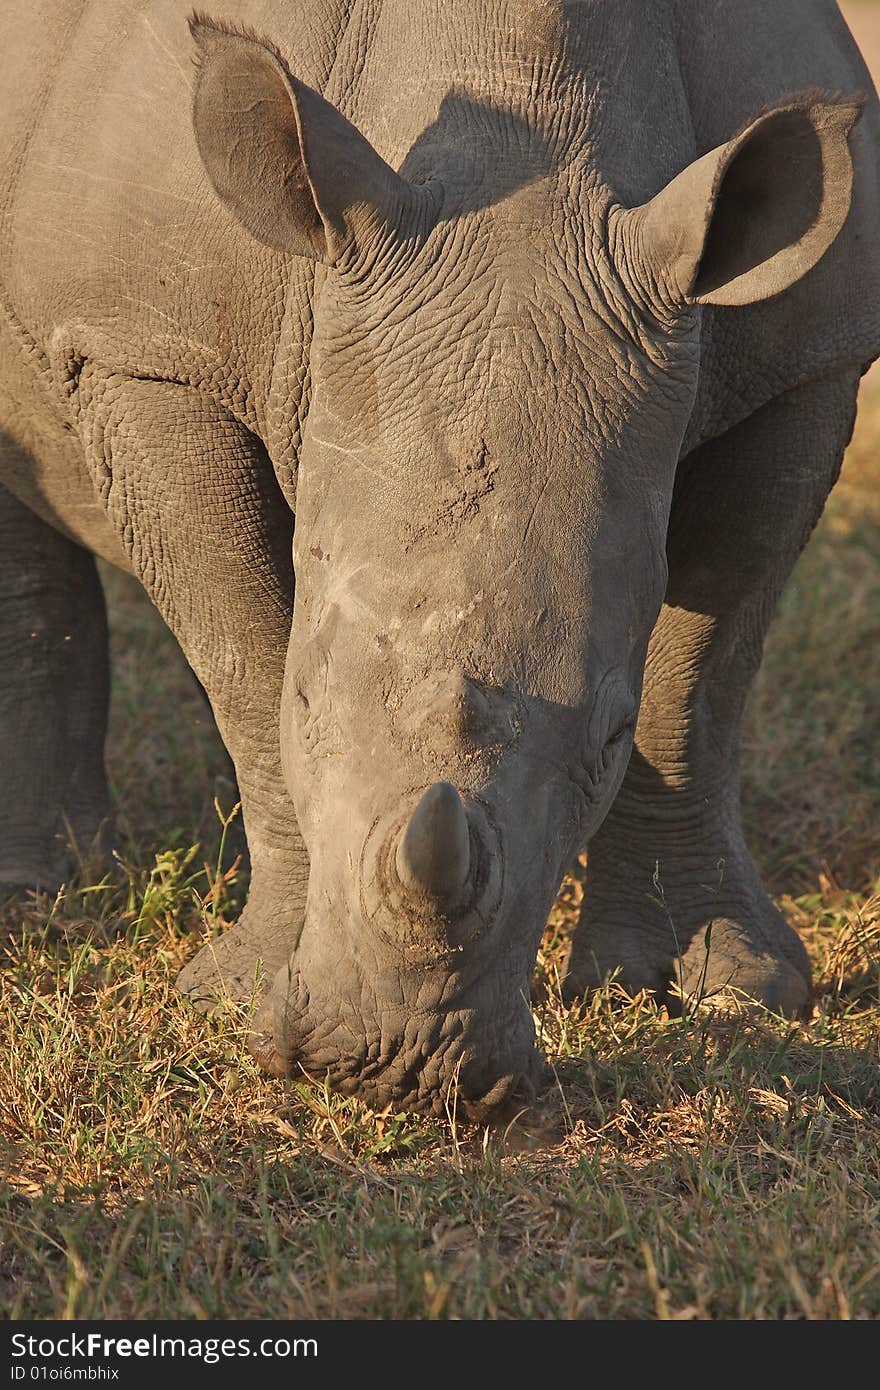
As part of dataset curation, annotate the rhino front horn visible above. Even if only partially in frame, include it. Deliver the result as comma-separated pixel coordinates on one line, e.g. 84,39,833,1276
395,782,471,905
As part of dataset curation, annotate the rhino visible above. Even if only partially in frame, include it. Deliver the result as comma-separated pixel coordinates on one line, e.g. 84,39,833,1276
1,1,878,1116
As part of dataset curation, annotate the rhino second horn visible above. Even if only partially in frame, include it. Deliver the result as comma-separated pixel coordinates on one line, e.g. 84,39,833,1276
395,782,471,904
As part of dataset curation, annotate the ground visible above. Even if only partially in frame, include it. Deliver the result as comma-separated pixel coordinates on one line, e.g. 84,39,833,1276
1,1,878,1322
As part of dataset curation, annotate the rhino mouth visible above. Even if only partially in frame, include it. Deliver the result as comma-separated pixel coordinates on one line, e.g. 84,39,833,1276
248,779,554,1118
249,962,545,1120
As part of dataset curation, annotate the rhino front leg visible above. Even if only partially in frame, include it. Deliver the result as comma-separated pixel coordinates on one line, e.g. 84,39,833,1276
0,476,110,893
80,375,308,1009
566,368,863,1017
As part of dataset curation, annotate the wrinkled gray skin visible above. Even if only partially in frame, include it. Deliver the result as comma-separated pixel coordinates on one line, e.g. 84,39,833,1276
2,2,879,1116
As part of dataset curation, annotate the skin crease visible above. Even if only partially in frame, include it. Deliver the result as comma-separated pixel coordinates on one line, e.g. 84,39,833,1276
1,1,879,1115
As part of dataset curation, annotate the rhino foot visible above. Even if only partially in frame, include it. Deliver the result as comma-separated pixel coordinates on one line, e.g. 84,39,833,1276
671,912,812,1017
0,829,112,910
565,890,812,1020
177,908,301,1014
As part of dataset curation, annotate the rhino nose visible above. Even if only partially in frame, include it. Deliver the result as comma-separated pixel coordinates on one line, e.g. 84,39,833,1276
395,781,471,905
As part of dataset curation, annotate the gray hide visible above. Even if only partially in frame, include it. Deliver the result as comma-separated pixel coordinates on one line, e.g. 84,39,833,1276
1,1,878,1115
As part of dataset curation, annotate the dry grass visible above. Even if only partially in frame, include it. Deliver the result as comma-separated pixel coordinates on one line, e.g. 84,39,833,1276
1,377,879,1321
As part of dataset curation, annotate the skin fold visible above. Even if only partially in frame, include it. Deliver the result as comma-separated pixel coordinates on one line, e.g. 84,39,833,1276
1,1,878,1115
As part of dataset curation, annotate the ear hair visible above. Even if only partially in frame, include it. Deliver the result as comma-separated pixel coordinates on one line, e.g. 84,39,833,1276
189,10,291,71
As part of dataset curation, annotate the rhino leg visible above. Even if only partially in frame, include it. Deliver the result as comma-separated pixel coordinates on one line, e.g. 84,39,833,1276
79,376,308,1010
0,475,110,893
566,368,862,1018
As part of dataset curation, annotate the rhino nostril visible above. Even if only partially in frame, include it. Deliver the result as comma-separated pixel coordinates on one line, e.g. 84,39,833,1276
395,781,471,904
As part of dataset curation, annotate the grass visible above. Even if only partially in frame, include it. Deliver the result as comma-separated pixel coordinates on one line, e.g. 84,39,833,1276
1,376,879,1321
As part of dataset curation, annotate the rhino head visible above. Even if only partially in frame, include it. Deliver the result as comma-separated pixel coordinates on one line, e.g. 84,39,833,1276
190,14,860,1115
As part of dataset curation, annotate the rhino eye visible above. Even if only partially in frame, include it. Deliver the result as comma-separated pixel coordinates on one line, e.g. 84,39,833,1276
569,704,636,810
605,714,635,748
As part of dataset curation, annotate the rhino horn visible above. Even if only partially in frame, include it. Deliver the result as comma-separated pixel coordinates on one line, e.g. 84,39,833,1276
395,782,471,904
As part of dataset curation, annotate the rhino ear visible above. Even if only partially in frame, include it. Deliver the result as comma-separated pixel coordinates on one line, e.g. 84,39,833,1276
622,95,864,309
190,14,422,261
